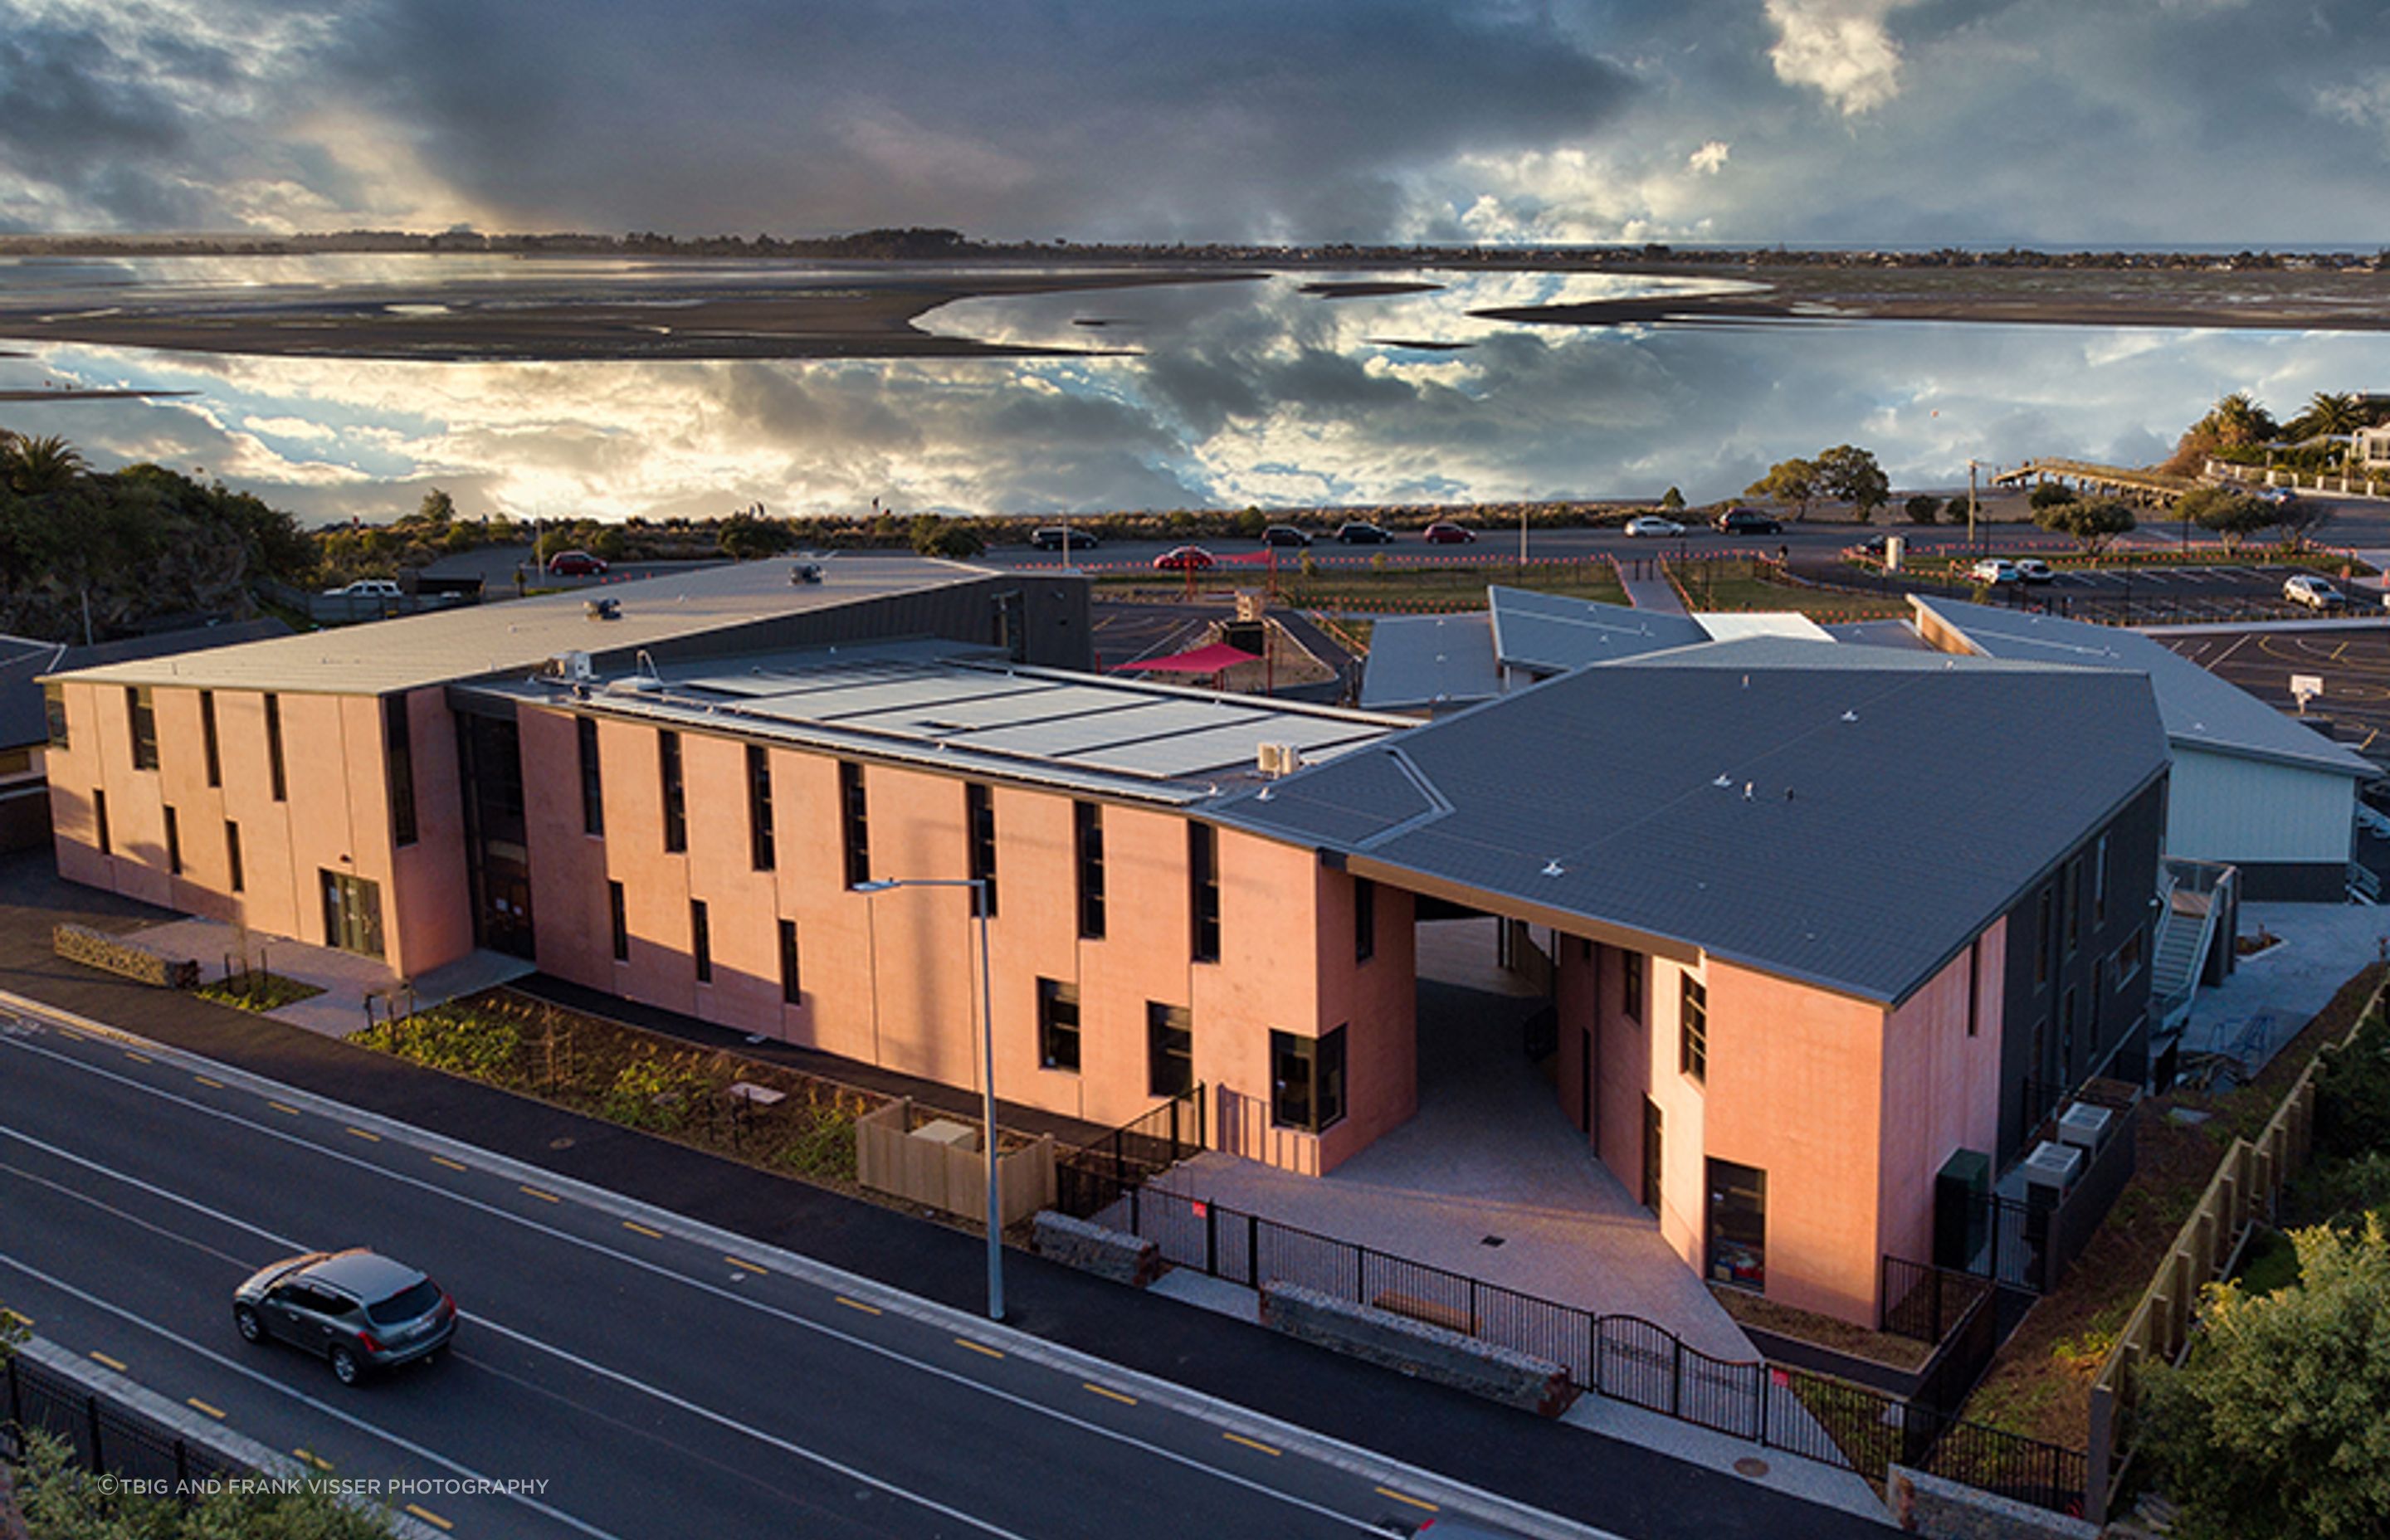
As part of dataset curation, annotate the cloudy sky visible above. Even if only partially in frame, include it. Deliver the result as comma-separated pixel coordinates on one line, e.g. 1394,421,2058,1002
6,0,2388,247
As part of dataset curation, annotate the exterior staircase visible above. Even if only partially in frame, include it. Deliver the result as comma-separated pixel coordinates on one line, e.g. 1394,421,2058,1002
2149,859,2235,1036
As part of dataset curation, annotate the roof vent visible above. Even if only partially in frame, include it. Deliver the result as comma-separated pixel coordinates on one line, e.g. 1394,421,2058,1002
549,651,594,681
1541,859,1565,877
1257,743,1302,777
1713,773,1733,787
606,675,666,696
792,563,825,585
585,597,621,621
1840,709,1858,722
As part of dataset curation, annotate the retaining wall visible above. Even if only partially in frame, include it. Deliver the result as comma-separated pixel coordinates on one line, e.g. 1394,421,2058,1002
1258,1282,1576,1417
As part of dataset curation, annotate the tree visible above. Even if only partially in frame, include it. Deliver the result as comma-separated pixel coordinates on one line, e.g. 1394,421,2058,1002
2178,485,2273,553
415,487,456,525
1812,445,1890,523
1942,495,1972,524
0,432,85,495
2286,391,2368,445
1904,494,1939,525
2270,493,2333,551
719,511,792,560
1746,458,1818,521
2028,480,2077,511
909,514,985,559
2139,1216,2390,1540
2033,495,2135,553
2163,391,2282,476
1660,486,1685,511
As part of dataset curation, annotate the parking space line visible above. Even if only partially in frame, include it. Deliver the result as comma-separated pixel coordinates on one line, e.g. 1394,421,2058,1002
187,1397,226,1419
1376,1486,1438,1513
88,1350,126,1372
1224,1431,1280,1456
1082,1382,1136,1406
622,1220,662,1239
406,1504,455,1532
956,1338,1005,1360
430,1154,468,1172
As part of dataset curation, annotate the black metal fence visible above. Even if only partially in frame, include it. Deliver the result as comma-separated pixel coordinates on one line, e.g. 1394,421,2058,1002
1129,1183,2085,1513
1052,1086,1205,1220
1880,1255,1993,1344
4,1350,247,1493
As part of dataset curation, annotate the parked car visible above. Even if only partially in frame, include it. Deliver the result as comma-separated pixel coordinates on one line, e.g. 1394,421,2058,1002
2014,558,2056,584
545,549,608,577
1335,522,1394,544
1261,524,1313,548
1623,515,1687,539
1029,526,1100,551
234,1249,456,1386
2285,573,2347,612
1714,508,1782,535
1154,545,1215,571
322,579,402,598
1968,558,2021,585
2255,485,2298,507
1422,523,1475,545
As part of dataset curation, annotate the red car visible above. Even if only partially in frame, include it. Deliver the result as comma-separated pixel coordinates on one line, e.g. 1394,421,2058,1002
545,549,609,577
1422,523,1475,545
1153,545,1215,571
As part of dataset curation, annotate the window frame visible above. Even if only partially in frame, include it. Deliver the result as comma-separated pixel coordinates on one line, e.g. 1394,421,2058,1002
1188,821,1219,962
578,717,604,836
1037,977,1081,1073
224,820,244,894
163,804,182,876
385,694,417,848
966,782,997,918
839,761,871,889
1074,801,1106,940
1146,1001,1193,1099
747,743,776,872
778,918,802,1006
608,880,628,962
92,786,110,855
41,684,66,751
1354,876,1376,964
690,898,711,984
1679,972,1708,1084
199,690,220,787
659,730,687,854
126,685,158,772
1269,1026,1347,1133
265,693,287,803
1621,947,1645,1022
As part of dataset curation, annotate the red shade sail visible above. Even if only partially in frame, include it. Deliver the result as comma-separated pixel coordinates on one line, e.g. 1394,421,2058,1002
1110,642,1261,674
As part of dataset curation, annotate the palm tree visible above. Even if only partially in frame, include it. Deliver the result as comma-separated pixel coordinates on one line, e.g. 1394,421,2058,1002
2205,392,2277,449
0,434,85,496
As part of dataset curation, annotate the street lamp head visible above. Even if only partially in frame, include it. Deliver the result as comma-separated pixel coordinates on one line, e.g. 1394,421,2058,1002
852,879,900,894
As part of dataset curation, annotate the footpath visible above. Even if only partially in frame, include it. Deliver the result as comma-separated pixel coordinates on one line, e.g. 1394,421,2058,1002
0,854,1889,1539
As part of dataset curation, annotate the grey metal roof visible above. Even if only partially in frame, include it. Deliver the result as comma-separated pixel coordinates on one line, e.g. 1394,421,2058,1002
0,618,290,747
467,640,1412,805
1219,639,2169,1005
1358,613,1501,711
44,557,986,696
1486,587,1708,674
1912,597,2375,779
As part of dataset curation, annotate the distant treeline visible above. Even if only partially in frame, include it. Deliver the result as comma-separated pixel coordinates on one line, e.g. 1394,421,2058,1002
5,229,2384,271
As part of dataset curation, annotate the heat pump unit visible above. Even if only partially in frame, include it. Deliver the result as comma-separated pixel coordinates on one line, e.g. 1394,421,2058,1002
2022,1140,2082,1195
2056,1101,2113,1154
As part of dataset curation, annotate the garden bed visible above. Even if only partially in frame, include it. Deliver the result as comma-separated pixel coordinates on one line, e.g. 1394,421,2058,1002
194,972,324,1012
1709,1285,1934,1372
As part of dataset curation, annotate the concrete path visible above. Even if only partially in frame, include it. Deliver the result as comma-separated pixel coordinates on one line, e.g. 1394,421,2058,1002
2179,899,2388,1072
1616,558,1689,615
120,914,532,1039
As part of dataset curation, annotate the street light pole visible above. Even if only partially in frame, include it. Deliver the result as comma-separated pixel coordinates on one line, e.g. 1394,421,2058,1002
854,875,1003,1321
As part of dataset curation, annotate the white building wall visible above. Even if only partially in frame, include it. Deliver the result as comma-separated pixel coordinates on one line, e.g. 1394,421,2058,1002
2165,749,2355,865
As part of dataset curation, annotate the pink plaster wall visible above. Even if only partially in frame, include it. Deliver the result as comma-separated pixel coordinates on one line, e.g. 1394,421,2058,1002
1875,921,2007,1273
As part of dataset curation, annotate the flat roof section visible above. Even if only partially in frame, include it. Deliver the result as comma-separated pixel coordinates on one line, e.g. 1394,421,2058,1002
1486,586,1708,674
1357,612,1500,712
44,556,992,696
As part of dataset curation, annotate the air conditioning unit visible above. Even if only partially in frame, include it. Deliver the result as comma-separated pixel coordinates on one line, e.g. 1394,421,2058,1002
1256,743,1302,777
2056,1101,2114,1154
2021,1140,2082,1196
547,650,595,681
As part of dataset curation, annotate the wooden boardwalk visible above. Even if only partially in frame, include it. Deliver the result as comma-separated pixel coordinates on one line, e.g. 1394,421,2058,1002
1992,457,2201,504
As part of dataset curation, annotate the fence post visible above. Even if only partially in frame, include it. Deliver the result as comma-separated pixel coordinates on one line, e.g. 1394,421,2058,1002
1468,1276,1480,1336
1205,1201,1218,1278
1671,1338,1684,1418
1246,1212,1260,1288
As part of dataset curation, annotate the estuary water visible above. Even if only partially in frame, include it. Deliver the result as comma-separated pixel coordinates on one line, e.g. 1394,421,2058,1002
2,256,2388,524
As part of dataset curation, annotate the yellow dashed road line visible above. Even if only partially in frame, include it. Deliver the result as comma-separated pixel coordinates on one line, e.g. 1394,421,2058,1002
1374,1485,1438,1513
193,1075,224,1089
123,1051,151,1065
187,1398,226,1420
430,1155,468,1172
519,1186,560,1203
726,1256,767,1274
266,1102,300,1116
955,1338,1005,1360
88,1351,126,1372
622,1221,663,1239
1081,1382,1136,1406
1222,1431,1280,1456
405,1504,454,1531
295,1448,333,1471
344,1127,382,1143
0,1309,31,1328
835,1295,882,1315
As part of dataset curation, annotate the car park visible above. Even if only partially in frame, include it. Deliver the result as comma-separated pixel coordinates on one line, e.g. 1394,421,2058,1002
1261,524,1312,548
1623,515,1687,538
1968,558,2021,585
1154,545,1215,571
1714,508,1782,534
1029,527,1100,551
234,1249,456,1386
2015,558,2056,583
2285,574,2348,612
1335,522,1394,544
1422,523,1475,545
545,549,608,577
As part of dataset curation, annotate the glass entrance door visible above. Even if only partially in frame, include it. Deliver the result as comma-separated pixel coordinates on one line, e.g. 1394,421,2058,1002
319,870,384,959
1706,1158,1768,1290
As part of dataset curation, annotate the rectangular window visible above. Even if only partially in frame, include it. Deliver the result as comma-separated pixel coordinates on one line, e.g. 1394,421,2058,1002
1641,1099,1664,1211
126,686,158,771
2035,886,2053,986
265,694,286,802
778,919,802,1005
1147,1002,1193,1098
840,761,870,888
1269,1026,1346,1133
2064,858,2081,954
747,744,776,871
1621,947,1646,1021
1074,801,1106,940
224,821,243,893
2094,834,2110,926
163,805,182,875
385,695,417,847
1679,973,1708,1084
41,684,66,750
608,880,628,962
199,690,220,787
2114,927,2145,986
1966,938,1980,1038
1188,821,1219,962
1354,877,1377,964
690,899,711,984
578,717,604,836
1705,1159,1767,1290
93,787,110,855
658,731,686,853
1038,977,1081,1072
966,783,997,916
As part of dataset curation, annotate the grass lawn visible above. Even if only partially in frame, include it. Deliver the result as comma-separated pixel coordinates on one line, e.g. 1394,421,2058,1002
1098,558,1627,612
1883,547,2377,582
1665,558,1913,620
193,972,323,1012
1956,964,2386,1447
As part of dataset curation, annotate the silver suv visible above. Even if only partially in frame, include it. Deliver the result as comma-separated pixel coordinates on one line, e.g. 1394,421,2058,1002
234,1249,456,1385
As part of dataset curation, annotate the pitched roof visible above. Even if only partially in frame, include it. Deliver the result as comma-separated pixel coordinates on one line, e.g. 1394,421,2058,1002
1357,613,1501,711
1221,637,2169,1004
1910,597,2374,778
1485,586,1708,673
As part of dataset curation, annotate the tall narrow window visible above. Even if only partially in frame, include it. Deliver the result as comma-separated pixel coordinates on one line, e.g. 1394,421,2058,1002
384,695,417,847
778,919,802,1005
92,787,110,855
966,783,997,917
264,694,286,802
2064,858,2081,954
1621,947,1646,1021
1354,876,1377,964
1147,1003,1193,1097
1188,821,1219,962
1038,978,1081,1071
658,730,686,853
1965,938,1980,1038
1270,1026,1346,1133
163,805,182,875
224,820,243,893
1705,1159,1768,1290
690,899,711,983
2094,834,2110,926
1074,801,1106,940
2034,886,2053,986
41,684,66,750
1679,973,1708,1083
608,880,628,962
199,690,220,787
840,761,870,888
747,744,776,871
126,686,158,771
578,718,604,836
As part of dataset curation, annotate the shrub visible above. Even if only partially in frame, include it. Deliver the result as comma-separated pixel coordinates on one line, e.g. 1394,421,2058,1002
775,1106,861,1181
358,1006,523,1081
1943,495,1973,524
2028,481,2076,510
1904,495,1939,524
602,1053,715,1130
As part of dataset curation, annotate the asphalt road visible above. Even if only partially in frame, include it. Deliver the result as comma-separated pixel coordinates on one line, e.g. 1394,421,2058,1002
0,1016,1594,1540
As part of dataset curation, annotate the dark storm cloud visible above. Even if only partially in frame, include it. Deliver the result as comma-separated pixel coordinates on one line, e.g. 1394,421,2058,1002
0,20,213,229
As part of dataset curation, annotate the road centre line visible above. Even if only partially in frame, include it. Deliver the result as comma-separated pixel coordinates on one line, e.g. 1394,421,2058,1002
405,1505,455,1532
0,1017,1618,1540
188,1396,227,1418
957,1338,1004,1359
1377,1486,1439,1512
834,1295,880,1315
1225,1432,1281,1456
430,1155,469,1172
90,1350,127,1372
622,1221,663,1239
194,1076,224,1089
1084,1382,1136,1406
0,1250,617,1539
